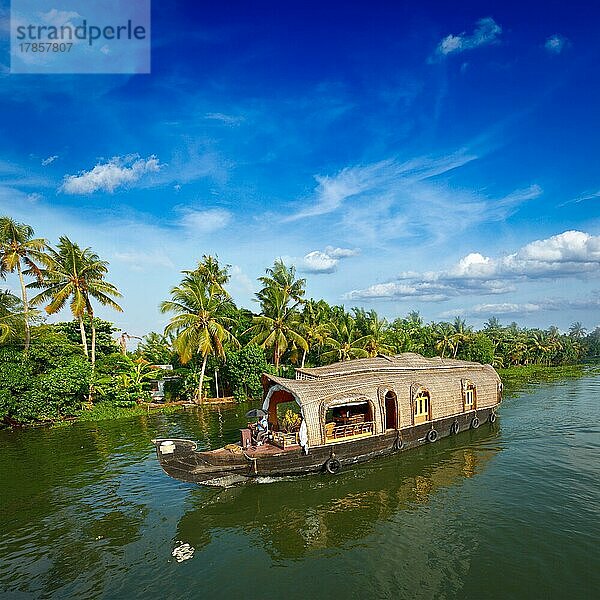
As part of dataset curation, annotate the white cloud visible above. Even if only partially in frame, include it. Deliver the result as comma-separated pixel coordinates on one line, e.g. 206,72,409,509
561,190,600,206
299,246,360,274
285,150,477,222
442,303,542,317
433,17,502,60
26,192,42,203
113,250,174,271
284,147,540,247
229,265,255,297
443,293,600,318
348,230,600,302
300,251,338,274
204,112,244,125
325,246,360,259
41,9,80,27
41,155,58,166
60,155,162,194
346,281,449,302
545,35,568,55
178,207,232,233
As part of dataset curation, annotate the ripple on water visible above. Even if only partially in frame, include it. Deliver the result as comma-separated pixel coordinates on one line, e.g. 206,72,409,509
1,377,600,598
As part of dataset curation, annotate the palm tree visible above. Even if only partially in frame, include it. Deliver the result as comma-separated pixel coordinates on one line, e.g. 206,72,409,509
0,290,25,343
357,309,394,357
257,259,306,307
434,323,456,358
483,316,501,331
247,286,308,370
136,332,174,365
322,313,369,363
29,236,122,365
451,316,472,358
406,311,423,327
569,322,587,340
247,260,308,371
184,254,231,297
0,217,46,352
299,299,329,367
160,272,239,402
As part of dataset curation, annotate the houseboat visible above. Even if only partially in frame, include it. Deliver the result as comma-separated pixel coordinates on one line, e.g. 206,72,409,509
153,353,502,486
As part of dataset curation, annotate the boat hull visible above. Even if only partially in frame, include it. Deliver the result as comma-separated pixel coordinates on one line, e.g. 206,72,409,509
153,407,497,486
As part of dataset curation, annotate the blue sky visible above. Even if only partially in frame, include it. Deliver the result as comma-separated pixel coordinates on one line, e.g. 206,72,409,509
1,0,599,335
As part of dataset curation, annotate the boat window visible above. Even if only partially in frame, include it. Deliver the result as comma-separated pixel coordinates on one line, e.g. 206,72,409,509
414,391,431,424
464,383,476,411
324,399,375,443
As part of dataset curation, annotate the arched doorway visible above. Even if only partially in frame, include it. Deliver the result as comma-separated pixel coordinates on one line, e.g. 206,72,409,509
384,391,398,430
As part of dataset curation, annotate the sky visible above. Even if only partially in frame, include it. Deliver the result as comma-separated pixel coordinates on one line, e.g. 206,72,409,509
1,0,599,336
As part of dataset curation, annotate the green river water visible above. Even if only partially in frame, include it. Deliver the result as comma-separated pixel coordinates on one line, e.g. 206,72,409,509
1,372,599,599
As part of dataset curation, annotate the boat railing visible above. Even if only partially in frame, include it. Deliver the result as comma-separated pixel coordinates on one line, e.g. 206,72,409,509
326,421,374,442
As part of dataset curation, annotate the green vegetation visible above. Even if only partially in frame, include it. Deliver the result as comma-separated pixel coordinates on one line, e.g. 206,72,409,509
76,401,182,423
498,364,595,398
1,215,598,428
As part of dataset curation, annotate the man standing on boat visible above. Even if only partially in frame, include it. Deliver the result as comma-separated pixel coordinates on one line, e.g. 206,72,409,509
256,414,269,445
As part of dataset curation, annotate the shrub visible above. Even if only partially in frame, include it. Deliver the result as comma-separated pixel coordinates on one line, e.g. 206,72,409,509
222,344,273,401
11,355,92,423
458,333,495,365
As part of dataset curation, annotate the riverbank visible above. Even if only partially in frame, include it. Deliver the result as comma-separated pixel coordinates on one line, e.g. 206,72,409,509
3,363,595,430
1,402,187,430
75,396,237,423
76,402,187,423
497,363,598,396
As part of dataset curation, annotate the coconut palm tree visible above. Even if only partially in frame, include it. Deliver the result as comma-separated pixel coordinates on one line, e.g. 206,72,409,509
0,290,25,343
29,236,122,365
569,322,587,340
0,217,47,352
356,309,394,357
483,316,501,332
184,254,231,297
299,299,330,367
247,286,308,371
247,260,308,371
434,323,456,358
257,259,306,307
451,316,472,358
136,331,174,365
160,272,239,402
322,313,369,363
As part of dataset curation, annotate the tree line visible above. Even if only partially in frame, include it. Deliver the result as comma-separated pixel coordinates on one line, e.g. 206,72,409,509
1,216,599,423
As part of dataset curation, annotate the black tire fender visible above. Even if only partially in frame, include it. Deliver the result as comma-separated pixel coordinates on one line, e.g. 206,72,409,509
325,457,341,474
426,429,438,443
489,412,497,424
471,416,480,429
394,435,404,451
450,421,460,435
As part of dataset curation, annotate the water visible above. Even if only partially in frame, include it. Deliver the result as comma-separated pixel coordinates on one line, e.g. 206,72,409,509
1,373,599,599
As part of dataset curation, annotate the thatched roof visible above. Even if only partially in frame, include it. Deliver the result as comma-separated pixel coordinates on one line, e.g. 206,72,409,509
294,353,483,379
263,353,498,409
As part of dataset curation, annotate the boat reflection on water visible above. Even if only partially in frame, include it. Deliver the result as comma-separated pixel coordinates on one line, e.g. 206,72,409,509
173,423,502,559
